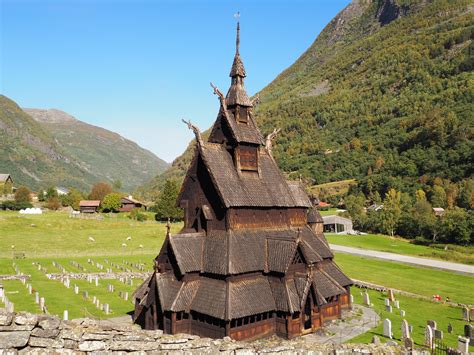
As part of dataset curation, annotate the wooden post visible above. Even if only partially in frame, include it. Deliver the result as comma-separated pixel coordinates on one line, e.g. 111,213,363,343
171,312,177,334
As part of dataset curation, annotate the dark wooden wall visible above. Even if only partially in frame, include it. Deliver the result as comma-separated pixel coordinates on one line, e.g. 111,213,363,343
228,208,307,229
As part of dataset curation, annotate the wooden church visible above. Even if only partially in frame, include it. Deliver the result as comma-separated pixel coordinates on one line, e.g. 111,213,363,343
133,23,352,341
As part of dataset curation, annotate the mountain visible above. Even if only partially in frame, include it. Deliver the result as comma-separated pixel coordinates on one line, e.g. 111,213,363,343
25,108,169,192
0,95,169,192
141,0,473,198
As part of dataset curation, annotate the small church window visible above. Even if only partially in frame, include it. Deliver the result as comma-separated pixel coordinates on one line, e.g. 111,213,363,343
235,106,248,124
239,145,258,172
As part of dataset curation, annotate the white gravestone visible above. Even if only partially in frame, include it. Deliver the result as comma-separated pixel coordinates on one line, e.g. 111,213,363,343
458,336,470,354
425,325,434,349
401,319,410,341
363,292,370,306
63,310,68,321
383,318,392,339
394,300,400,309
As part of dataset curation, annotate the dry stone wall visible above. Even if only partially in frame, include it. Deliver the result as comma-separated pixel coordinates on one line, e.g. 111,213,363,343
0,310,422,354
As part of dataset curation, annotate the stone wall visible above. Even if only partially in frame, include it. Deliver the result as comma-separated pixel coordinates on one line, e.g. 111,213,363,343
0,310,419,354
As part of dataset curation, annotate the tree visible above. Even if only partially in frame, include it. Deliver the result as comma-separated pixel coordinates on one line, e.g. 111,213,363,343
431,185,446,208
14,186,31,204
153,179,183,221
344,193,367,230
458,179,474,209
101,193,122,212
61,188,83,210
439,208,471,245
46,196,61,210
46,187,58,200
412,199,440,242
38,189,46,202
89,182,113,202
381,188,401,237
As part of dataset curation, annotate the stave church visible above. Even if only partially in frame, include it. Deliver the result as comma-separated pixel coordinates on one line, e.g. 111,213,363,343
133,22,352,341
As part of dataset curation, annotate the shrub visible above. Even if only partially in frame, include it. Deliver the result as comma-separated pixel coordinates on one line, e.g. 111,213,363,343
1,201,33,210
14,186,32,204
46,197,61,210
101,193,122,212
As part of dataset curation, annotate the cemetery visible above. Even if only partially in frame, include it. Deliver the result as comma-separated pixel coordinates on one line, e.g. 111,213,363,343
0,210,472,352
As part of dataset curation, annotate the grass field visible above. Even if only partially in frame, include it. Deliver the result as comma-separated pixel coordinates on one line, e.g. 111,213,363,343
334,253,473,305
0,210,472,348
327,233,474,265
0,211,180,258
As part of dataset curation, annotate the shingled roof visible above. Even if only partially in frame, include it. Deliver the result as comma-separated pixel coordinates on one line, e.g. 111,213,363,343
168,226,333,276
199,143,311,208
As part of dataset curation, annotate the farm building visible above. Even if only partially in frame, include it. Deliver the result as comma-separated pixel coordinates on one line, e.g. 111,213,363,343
79,200,101,213
432,207,445,217
55,187,69,196
120,196,146,212
322,215,353,234
133,23,352,341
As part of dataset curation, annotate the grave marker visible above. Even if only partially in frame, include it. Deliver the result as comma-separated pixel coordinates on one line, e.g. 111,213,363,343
401,319,410,341
458,336,470,354
427,320,437,330
63,310,68,321
394,300,400,309
363,292,370,306
35,292,39,304
383,319,392,339
425,325,434,349
385,305,392,313
400,310,405,317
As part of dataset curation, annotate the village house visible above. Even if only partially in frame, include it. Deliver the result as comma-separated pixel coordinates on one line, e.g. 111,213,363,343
79,200,101,213
432,207,445,217
133,23,352,341
119,196,146,212
55,187,69,196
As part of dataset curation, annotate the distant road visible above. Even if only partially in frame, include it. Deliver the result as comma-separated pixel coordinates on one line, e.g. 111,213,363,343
329,244,474,275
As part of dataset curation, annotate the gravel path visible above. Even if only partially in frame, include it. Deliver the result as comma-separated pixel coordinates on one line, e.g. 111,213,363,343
303,305,379,345
330,244,474,275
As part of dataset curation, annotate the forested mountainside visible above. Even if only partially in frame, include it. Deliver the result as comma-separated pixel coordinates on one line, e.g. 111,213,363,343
140,0,473,200
0,95,168,191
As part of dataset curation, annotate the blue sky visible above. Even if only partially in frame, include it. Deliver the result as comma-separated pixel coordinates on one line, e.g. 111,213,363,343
1,0,350,162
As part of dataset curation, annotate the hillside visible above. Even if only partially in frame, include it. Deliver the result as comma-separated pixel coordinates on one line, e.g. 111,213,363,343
142,0,473,198
25,108,169,192
0,95,168,191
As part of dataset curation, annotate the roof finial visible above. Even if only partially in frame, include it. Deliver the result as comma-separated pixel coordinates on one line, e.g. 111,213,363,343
234,12,240,55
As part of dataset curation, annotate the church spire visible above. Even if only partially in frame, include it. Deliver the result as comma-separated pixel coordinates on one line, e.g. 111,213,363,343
229,21,246,79
227,20,251,107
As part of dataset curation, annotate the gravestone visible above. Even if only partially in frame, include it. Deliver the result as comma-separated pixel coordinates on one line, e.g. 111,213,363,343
394,300,400,309
425,325,434,349
400,310,406,317
350,294,354,304
404,337,414,350
124,292,129,301
385,305,392,313
458,336,470,354
27,284,32,294
462,307,469,321
39,297,45,312
427,320,437,330
104,303,110,315
401,319,410,341
7,301,14,312
95,277,99,286
83,291,88,299
447,323,453,334
63,310,68,321
464,324,473,342
92,296,96,304
35,292,40,304
388,289,395,301
383,318,392,339
363,292,370,306
74,285,79,295
384,299,390,306
409,325,413,334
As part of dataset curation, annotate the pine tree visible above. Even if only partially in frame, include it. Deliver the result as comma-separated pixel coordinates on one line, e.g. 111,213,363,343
154,179,183,221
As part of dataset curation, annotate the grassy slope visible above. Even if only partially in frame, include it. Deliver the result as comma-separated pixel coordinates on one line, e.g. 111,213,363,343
348,288,470,349
334,253,473,305
327,233,474,264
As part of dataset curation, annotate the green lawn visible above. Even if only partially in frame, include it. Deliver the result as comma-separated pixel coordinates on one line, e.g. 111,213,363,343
349,288,472,350
334,253,474,305
0,211,181,258
327,233,474,265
